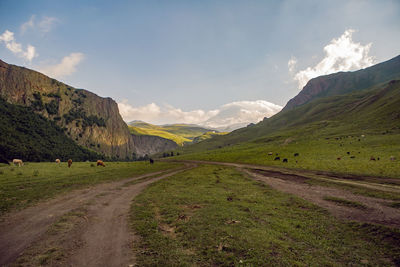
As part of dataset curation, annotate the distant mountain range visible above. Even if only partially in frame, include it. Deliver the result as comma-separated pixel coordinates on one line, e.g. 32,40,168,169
180,54,400,151
127,121,227,146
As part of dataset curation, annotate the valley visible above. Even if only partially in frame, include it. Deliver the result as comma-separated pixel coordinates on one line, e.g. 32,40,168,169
0,12,400,265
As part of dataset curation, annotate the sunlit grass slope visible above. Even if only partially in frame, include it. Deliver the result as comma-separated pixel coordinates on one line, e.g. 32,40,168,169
128,121,217,145
131,165,400,266
175,80,400,178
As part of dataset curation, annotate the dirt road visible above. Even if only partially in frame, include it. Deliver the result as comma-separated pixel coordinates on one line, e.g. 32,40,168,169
0,165,193,266
171,160,400,228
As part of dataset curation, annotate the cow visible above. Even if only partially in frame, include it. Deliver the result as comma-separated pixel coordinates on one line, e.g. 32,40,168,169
274,157,280,161
268,152,273,156
294,153,299,157
370,156,376,161
282,158,288,163
346,152,350,155
55,159,61,164
12,159,23,167
149,158,154,164
97,160,105,167
337,157,341,160
390,156,396,161
350,156,356,159
68,159,72,168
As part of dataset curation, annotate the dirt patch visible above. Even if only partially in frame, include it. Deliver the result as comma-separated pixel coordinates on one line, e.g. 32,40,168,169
244,169,400,228
251,168,309,183
0,165,193,266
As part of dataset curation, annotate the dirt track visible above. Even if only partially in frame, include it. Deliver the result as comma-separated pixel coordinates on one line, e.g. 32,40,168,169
170,160,400,228
1,160,399,265
0,165,193,266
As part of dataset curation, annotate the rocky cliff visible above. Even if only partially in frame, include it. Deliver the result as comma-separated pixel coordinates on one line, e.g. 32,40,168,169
0,59,174,158
132,135,178,156
283,55,400,111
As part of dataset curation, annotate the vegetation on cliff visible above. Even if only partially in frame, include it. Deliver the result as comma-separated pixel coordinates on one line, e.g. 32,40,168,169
0,97,102,162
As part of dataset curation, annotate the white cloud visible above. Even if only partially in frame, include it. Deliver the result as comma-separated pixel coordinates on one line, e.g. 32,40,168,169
118,100,282,130
0,30,37,62
203,100,282,129
292,29,376,89
38,16,58,33
38,53,85,79
288,56,297,73
20,15,35,34
20,15,58,34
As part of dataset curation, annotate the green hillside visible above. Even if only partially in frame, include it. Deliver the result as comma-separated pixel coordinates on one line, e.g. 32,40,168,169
192,131,228,143
0,97,102,162
283,54,400,110
128,122,215,145
175,80,400,177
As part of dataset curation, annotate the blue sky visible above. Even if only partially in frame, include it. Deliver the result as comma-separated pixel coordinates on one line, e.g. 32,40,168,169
1,0,399,127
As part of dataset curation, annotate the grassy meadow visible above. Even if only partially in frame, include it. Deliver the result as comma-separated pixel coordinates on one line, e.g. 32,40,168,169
130,165,400,266
0,161,180,215
176,132,400,178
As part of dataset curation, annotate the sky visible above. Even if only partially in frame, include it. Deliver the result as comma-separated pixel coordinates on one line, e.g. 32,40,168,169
1,0,399,128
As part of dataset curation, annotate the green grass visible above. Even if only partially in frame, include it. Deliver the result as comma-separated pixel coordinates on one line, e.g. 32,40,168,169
323,196,367,209
175,81,400,178
176,133,400,178
192,131,228,143
130,165,400,266
129,126,192,145
0,161,180,215
128,122,219,145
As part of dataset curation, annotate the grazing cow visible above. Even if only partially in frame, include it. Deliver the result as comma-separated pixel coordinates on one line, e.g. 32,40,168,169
97,160,105,167
370,156,376,161
68,159,72,168
337,157,341,160
149,158,154,164
377,157,380,161
12,159,23,167
268,152,273,156
274,157,280,161
294,153,299,157
390,156,396,161
282,158,288,163
55,159,61,164
350,156,356,159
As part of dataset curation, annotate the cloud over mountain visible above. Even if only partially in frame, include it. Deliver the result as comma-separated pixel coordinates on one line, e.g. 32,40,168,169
38,53,85,79
0,30,37,62
118,100,282,130
290,29,376,89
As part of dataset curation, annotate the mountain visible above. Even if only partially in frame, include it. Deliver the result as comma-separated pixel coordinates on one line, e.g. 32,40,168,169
0,59,174,159
178,56,400,154
0,97,101,162
283,55,400,111
128,121,215,145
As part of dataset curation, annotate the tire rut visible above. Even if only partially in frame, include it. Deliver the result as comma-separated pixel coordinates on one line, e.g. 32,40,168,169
0,165,193,266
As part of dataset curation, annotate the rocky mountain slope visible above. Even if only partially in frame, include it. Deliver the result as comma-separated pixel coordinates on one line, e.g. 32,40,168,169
283,55,400,111
0,59,173,158
0,97,101,162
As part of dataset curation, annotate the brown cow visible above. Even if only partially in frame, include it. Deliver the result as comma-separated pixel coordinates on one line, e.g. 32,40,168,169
68,159,72,168
55,159,61,164
12,159,23,167
97,160,105,167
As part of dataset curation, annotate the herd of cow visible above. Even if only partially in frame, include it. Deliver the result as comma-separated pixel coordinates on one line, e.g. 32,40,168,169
8,158,156,167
